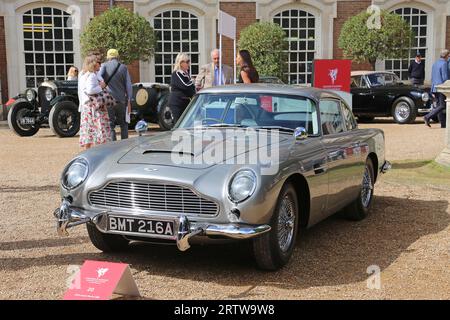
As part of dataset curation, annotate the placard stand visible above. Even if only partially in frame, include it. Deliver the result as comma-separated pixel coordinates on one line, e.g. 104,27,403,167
64,260,140,300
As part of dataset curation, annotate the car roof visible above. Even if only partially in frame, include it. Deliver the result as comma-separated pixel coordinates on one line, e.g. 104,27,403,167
198,83,341,101
351,70,396,76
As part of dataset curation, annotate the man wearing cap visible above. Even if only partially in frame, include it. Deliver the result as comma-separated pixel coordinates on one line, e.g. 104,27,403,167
408,53,425,86
424,49,449,128
99,49,133,140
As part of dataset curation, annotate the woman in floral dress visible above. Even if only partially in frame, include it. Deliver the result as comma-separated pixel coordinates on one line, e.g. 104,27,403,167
78,55,115,150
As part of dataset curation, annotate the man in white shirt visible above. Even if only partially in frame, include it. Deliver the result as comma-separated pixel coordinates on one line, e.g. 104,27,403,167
195,49,233,90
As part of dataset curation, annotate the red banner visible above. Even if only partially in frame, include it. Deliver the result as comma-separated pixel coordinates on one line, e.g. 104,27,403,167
313,59,352,92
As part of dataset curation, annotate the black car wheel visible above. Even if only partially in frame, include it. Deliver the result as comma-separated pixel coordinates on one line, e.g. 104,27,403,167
252,182,299,270
392,97,417,124
7,101,40,137
342,158,375,221
157,99,175,130
49,101,80,137
86,223,130,252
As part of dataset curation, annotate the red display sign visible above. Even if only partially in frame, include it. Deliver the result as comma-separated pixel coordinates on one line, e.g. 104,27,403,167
313,59,352,92
64,260,140,300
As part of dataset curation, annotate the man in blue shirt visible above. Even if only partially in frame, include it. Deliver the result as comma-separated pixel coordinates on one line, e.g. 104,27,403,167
195,49,233,90
424,49,449,128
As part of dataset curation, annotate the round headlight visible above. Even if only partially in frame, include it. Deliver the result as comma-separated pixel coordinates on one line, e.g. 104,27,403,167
421,92,429,102
45,88,54,101
228,169,257,203
25,89,36,102
62,158,89,190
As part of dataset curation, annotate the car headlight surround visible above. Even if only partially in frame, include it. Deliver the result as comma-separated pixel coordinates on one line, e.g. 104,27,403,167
62,158,89,190
228,169,257,203
421,92,429,102
45,88,55,101
25,89,36,102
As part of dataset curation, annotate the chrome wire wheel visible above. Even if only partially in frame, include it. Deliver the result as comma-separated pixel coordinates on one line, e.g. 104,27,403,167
394,102,410,122
277,194,296,252
361,165,373,208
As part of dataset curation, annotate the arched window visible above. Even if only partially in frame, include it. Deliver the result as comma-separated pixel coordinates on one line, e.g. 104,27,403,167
23,7,74,88
273,9,316,85
153,10,199,84
385,8,428,80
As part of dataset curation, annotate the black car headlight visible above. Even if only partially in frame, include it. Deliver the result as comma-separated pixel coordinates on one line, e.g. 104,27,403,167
45,88,55,101
228,169,257,203
62,158,89,190
25,89,37,102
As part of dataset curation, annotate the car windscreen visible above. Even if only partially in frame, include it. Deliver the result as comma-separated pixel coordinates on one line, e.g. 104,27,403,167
367,73,400,86
176,93,319,135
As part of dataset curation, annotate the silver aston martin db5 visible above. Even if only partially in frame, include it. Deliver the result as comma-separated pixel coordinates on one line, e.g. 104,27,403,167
54,84,390,270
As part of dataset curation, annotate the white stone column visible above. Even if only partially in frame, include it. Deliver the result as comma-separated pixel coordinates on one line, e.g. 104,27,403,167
435,80,450,167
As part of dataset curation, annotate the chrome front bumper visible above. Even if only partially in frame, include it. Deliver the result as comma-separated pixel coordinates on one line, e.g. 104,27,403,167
54,199,271,251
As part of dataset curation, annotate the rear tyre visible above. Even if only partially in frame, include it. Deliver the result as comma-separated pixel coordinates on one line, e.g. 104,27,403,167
157,97,175,130
252,183,299,271
86,223,130,252
7,101,40,136
392,97,417,124
342,158,375,221
49,101,80,137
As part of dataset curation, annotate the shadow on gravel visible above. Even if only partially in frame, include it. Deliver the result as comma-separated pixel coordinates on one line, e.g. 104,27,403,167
0,195,448,297
0,237,90,251
392,161,429,170
0,185,59,193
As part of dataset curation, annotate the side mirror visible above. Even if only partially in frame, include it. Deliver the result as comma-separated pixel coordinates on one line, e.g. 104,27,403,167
294,127,308,140
135,120,148,136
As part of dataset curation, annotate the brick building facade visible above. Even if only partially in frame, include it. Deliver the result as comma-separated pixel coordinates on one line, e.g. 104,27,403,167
1,0,450,117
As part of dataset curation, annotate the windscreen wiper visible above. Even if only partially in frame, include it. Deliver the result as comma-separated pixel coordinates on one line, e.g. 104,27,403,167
254,126,295,133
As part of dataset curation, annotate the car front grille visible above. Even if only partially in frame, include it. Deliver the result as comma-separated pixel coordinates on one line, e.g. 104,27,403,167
37,86,52,115
89,181,219,215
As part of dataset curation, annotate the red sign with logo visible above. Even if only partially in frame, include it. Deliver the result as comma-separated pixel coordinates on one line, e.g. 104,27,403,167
63,260,140,300
313,59,352,92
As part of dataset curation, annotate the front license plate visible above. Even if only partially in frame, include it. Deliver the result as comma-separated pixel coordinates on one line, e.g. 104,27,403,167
107,215,175,239
20,117,35,125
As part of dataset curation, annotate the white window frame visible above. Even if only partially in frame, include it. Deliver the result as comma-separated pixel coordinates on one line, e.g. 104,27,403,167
152,9,201,84
22,6,75,88
384,7,429,80
273,8,317,85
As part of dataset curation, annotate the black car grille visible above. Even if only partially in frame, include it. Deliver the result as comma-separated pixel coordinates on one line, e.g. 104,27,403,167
38,86,52,115
89,181,219,215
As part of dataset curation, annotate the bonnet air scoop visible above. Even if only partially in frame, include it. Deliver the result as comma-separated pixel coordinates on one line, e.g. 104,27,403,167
142,150,195,157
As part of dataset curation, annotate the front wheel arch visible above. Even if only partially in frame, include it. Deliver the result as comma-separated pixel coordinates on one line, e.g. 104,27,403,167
285,173,310,228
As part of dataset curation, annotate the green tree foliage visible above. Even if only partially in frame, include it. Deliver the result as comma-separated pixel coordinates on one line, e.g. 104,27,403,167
80,7,157,64
338,10,414,70
238,22,287,79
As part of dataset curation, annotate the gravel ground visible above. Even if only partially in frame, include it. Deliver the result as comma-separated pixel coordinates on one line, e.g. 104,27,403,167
0,120,449,300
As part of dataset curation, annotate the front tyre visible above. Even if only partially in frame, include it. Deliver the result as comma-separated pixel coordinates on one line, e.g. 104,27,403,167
86,223,130,252
392,97,417,124
49,101,80,137
157,101,176,130
7,101,40,136
252,183,299,271
342,158,375,221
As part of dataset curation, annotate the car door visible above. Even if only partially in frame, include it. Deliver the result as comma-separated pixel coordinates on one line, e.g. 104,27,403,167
319,98,363,217
351,76,376,114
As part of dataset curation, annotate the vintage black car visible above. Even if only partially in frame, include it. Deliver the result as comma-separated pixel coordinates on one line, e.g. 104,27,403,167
350,71,431,124
7,80,80,137
130,82,171,130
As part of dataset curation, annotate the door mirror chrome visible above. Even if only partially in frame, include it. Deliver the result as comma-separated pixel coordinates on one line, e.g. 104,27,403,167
135,120,148,136
294,127,308,140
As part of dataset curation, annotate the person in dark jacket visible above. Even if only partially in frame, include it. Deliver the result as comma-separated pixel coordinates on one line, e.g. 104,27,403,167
168,53,196,125
236,50,259,84
408,53,425,85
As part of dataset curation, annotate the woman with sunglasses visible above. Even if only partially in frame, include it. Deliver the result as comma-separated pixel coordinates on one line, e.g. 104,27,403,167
168,53,196,126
